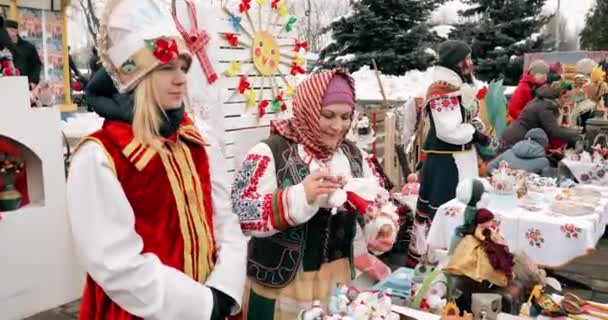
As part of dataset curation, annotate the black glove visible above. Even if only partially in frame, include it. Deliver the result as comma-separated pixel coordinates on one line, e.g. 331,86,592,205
473,130,492,147
210,288,235,320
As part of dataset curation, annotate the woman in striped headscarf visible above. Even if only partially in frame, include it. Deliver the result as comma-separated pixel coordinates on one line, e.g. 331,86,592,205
231,70,397,319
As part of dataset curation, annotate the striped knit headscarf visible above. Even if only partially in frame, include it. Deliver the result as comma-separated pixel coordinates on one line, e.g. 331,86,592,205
271,69,356,160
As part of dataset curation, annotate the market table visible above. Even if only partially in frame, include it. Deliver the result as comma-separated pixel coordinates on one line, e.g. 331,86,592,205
426,186,608,268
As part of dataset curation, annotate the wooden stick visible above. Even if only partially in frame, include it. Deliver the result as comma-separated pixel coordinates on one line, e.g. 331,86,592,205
372,59,389,108
280,52,297,60
266,7,276,31
258,4,262,32
245,11,257,34
270,76,279,97
276,69,292,87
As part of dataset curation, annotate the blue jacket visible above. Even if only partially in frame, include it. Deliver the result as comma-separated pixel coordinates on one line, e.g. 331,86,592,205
487,139,550,175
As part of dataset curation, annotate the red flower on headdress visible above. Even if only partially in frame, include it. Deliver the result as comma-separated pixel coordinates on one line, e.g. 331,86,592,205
271,0,281,9
153,38,179,64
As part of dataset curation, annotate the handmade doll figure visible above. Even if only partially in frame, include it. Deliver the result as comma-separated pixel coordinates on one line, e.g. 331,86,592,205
445,205,515,313
401,173,420,196
446,207,513,288
231,70,397,319
66,1,247,319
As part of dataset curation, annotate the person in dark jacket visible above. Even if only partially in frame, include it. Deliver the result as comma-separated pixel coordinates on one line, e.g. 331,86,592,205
499,84,581,155
507,60,550,122
5,19,42,86
487,128,551,176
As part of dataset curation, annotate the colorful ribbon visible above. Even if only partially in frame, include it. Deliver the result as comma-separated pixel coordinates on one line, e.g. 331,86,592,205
225,33,239,47
258,100,269,118
285,16,297,32
239,0,251,12
172,0,218,84
294,39,308,52
238,76,251,94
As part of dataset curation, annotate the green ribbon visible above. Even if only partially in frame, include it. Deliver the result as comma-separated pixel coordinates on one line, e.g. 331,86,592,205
285,16,297,32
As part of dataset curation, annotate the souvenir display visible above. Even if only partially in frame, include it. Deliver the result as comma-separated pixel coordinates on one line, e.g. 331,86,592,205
487,162,518,211
297,285,399,320
525,173,557,190
551,188,602,216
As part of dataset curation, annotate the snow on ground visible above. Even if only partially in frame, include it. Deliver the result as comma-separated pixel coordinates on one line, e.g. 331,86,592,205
352,66,434,101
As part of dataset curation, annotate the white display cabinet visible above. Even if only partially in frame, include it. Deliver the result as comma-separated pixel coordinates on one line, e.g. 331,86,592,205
0,77,84,319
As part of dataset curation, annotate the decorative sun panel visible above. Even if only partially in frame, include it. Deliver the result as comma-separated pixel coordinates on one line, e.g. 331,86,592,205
220,0,308,121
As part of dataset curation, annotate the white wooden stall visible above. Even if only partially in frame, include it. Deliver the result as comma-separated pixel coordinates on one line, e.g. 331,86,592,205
179,0,304,176
0,77,84,320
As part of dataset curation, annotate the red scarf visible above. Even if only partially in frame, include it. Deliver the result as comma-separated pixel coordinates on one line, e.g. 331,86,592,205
270,69,355,160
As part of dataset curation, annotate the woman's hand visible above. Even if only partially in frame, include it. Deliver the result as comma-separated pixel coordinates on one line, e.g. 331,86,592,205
368,224,396,253
302,169,342,204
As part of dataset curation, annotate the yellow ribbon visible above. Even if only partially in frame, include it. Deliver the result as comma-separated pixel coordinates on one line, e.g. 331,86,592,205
225,61,242,77
279,3,289,17
245,89,257,107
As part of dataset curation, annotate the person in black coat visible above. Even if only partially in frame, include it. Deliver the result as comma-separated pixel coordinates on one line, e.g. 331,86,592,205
5,19,42,86
498,83,581,155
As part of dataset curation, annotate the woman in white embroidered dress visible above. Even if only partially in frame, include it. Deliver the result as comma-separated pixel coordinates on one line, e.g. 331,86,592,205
231,70,398,319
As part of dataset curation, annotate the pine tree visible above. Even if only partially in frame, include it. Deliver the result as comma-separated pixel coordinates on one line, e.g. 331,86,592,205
580,1,608,51
451,0,549,85
318,0,446,75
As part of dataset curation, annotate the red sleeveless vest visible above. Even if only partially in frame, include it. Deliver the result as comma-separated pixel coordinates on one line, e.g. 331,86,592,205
76,116,216,320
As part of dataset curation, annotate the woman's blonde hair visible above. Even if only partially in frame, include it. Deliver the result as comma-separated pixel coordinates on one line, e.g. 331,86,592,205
132,72,167,151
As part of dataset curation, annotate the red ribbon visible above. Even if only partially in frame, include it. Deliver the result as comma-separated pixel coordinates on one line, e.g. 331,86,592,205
271,0,281,9
276,93,287,111
225,33,239,47
290,62,305,76
239,0,251,12
238,76,251,94
172,0,218,84
476,86,488,100
293,39,308,52
258,100,269,118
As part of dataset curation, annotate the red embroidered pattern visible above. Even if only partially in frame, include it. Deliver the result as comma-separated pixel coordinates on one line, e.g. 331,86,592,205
242,154,271,199
365,157,385,188
429,97,459,113
242,221,270,232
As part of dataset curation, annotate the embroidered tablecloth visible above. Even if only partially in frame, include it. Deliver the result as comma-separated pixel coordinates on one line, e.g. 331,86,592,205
426,186,608,268
560,159,608,186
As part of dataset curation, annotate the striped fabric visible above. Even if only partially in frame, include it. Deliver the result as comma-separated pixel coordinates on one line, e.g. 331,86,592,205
270,69,355,161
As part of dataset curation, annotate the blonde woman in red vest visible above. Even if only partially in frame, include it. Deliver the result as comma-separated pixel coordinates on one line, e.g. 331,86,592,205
66,1,247,319
231,70,399,319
